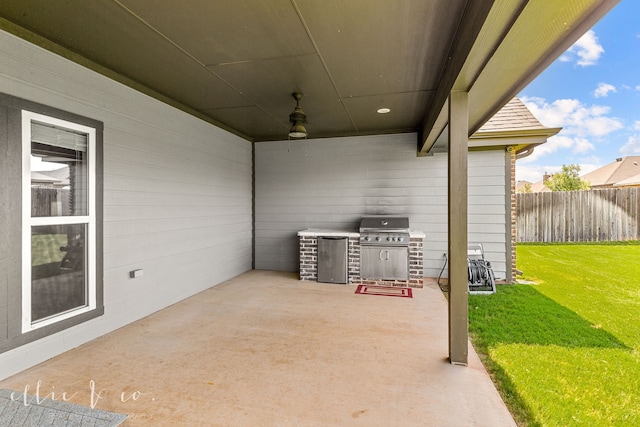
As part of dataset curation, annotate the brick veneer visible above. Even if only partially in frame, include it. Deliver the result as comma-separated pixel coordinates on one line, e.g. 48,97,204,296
409,238,424,287
299,236,317,281
509,149,516,282
347,237,360,282
299,234,424,288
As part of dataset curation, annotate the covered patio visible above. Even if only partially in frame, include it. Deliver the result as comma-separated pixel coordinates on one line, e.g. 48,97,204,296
0,271,514,426
0,3,620,423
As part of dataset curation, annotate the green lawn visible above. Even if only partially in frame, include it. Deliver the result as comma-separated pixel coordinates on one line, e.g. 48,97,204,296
469,243,640,426
32,233,67,266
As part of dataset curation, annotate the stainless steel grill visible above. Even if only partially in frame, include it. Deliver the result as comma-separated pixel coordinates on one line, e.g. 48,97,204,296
359,216,410,280
359,216,410,246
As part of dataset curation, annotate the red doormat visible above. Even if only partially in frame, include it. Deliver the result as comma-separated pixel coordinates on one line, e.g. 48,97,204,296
355,285,413,298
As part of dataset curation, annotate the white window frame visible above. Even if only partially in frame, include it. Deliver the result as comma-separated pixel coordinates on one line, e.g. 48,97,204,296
21,110,97,332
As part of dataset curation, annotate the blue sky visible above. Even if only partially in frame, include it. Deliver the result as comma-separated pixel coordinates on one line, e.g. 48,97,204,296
516,0,640,183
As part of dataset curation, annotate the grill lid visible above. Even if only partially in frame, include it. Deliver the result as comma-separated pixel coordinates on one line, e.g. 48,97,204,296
359,216,409,232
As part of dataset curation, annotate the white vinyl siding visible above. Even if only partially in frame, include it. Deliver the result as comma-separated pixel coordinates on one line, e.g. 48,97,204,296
0,29,252,379
255,134,507,278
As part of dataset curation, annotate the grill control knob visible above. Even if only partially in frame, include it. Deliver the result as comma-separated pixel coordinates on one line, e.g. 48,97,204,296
376,236,381,242
398,237,404,242
387,237,393,241
364,236,370,241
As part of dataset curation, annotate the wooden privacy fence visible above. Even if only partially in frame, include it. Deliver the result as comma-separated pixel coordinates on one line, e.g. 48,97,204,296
32,187,71,217
516,188,640,242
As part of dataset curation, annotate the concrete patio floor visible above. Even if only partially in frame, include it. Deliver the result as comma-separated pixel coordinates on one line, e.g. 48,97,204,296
0,270,515,426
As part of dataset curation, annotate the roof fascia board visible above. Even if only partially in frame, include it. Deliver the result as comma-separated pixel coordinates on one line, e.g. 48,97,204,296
421,0,619,156
417,0,496,155
468,0,620,134
469,135,547,150
420,0,528,155
470,127,562,140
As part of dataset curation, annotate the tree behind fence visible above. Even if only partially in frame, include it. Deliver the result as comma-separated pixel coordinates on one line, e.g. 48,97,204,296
516,188,640,242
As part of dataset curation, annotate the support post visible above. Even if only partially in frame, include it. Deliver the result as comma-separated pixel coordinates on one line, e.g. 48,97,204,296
448,91,469,365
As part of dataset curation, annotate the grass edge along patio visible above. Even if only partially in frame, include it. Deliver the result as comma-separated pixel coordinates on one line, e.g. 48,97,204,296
470,242,640,426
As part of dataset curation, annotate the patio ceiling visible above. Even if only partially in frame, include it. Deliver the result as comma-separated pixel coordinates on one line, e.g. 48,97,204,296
0,0,618,152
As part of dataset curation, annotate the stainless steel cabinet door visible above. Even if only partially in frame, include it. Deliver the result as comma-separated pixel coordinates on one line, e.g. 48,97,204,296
360,246,408,280
360,246,385,279
317,237,348,284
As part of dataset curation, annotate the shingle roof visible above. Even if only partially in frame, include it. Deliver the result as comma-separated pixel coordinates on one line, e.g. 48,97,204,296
582,156,640,187
31,171,60,183
30,166,70,186
42,166,70,183
516,179,550,193
529,180,550,193
478,97,549,132
614,172,640,187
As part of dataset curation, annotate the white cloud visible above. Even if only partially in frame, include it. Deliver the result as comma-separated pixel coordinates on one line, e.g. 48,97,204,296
593,82,616,98
522,97,577,128
620,135,640,155
573,138,595,153
576,157,603,175
563,30,605,66
517,96,622,177
518,134,594,166
583,116,624,136
521,97,623,138
634,121,640,131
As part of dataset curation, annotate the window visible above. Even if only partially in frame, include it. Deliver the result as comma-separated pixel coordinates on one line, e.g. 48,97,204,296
0,93,102,353
21,111,97,332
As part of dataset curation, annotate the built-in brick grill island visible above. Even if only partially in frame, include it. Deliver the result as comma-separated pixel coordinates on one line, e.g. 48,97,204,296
297,215,424,287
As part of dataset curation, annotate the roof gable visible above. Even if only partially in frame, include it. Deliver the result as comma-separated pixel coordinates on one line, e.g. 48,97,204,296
478,97,548,133
582,156,640,186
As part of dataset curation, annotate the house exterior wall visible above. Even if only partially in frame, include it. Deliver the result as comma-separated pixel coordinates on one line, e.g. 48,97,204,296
0,30,252,379
254,134,508,279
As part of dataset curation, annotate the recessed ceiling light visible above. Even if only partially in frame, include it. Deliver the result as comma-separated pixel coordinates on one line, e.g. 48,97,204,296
377,108,391,114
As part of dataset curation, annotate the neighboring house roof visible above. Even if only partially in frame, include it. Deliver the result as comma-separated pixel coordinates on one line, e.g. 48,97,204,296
526,157,640,192
521,171,553,193
43,167,70,184
516,179,550,193
31,171,60,184
529,180,550,193
613,171,640,187
31,166,70,186
582,156,640,188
